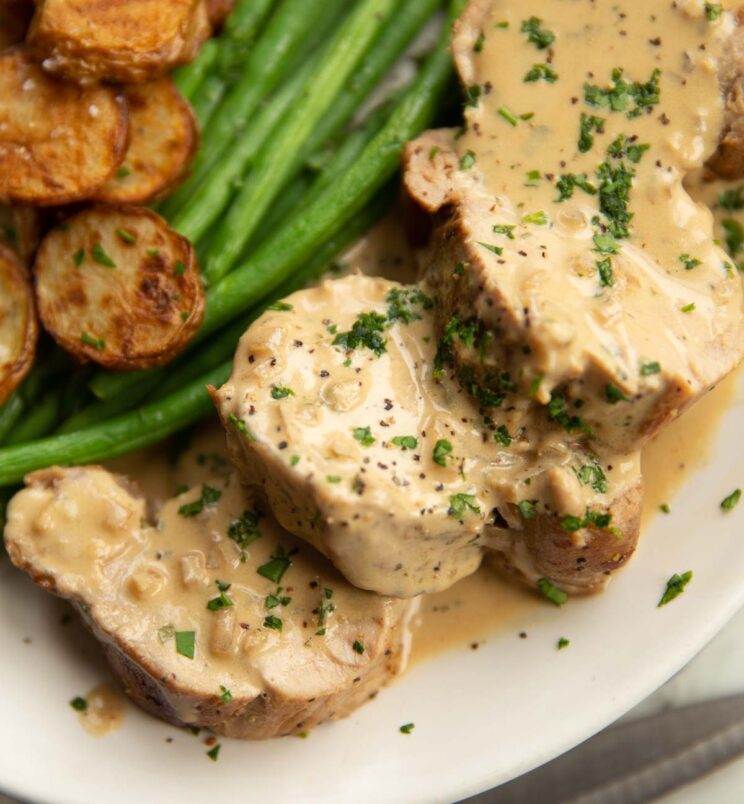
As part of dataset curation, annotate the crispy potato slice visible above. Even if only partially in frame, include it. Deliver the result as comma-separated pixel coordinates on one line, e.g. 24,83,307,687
0,204,41,264
34,206,204,371
0,244,37,404
94,79,198,206
206,0,234,29
0,49,128,206
28,0,211,83
0,0,34,49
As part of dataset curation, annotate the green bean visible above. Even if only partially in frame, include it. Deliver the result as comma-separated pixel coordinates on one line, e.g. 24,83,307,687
4,387,65,446
161,0,330,218
203,0,398,284
0,391,24,444
0,363,232,487
172,38,219,103
89,9,457,402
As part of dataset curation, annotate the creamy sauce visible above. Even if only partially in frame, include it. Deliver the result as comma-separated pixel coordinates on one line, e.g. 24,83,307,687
409,0,743,455
77,682,127,737
216,274,641,598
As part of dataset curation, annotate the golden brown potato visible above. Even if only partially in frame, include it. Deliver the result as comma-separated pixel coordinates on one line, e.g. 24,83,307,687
28,0,211,84
0,0,34,49
0,244,37,404
206,0,234,29
0,49,128,206
94,78,198,206
0,204,41,264
34,206,204,371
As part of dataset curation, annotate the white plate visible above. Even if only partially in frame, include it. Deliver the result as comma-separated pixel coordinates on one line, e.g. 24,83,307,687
0,372,742,804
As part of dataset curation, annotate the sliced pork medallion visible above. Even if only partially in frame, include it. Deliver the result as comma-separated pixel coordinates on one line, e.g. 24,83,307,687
405,0,744,455
213,275,642,599
28,0,210,84
4,467,414,739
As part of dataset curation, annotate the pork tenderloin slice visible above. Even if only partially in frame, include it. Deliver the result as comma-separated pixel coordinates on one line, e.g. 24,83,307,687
405,0,744,452
213,274,642,599
4,466,414,739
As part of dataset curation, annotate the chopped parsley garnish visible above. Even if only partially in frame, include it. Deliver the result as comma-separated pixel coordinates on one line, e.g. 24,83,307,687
719,186,744,211
721,489,741,511
178,484,222,517
658,571,692,607
596,159,636,239
316,587,336,634
547,395,592,435
578,114,605,153
560,508,612,532
228,413,256,441
353,426,375,447
522,211,547,225
557,637,570,650
525,169,542,186
640,361,661,376
607,134,650,164
91,242,116,268
206,744,221,762
517,500,537,519
257,547,290,584
392,435,418,450
537,578,568,606
555,173,596,202
597,258,614,287
265,588,291,609
263,615,283,631
448,493,481,518
175,630,196,659
705,3,723,21
721,219,743,257
333,312,387,357
271,386,294,400
352,640,365,655
593,233,619,254
493,224,516,239
290,454,300,467
433,439,453,467
660,503,671,514
679,253,702,271
605,383,628,404
207,580,234,612
520,17,554,49
497,106,519,127
115,166,131,179
268,301,294,312
115,228,136,244
584,67,661,119
460,149,476,169
493,425,512,446
80,332,105,351
173,260,185,277
219,686,233,704
478,242,503,255
464,84,482,108
69,696,88,712
524,63,558,83
73,247,85,267
680,302,696,313
386,288,433,324
228,509,261,550
473,32,485,53
326,475,342,484
576,459,608,493
400,723,415,734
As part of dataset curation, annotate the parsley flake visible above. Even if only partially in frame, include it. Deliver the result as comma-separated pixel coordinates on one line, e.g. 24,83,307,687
658,571,692,607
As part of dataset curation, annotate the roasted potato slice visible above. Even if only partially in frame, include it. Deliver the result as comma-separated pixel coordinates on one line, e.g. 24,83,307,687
0,0,34,49
0,49,128,206
28,0,211,84
34,206,204,371
206,0,234,29
94,79,198,206
0,204,41,264
0,244,37,404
